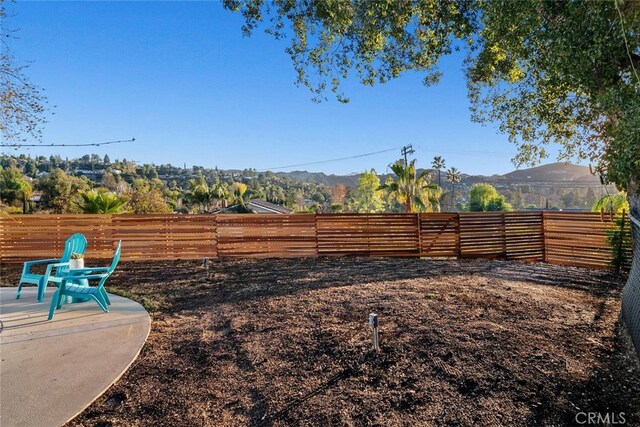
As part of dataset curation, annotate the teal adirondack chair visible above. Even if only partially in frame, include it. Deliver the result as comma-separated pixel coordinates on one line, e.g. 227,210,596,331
17,233,88,302
48,241,122,321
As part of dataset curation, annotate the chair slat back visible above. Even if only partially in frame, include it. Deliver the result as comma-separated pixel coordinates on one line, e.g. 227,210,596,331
56,234,88,277
107,241,122,275
60,233,88,262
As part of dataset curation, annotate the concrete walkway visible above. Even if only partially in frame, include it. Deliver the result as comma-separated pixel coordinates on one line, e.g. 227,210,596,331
0,287,150,427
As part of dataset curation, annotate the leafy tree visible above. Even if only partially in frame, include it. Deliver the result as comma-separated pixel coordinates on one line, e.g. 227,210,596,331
468,1,640,213
90,154,101,169
143,164,158,179
120,161,137,175
23,160,37,177
559,190,586,210
431,156,446,188
246,179,265,200
0,166,32,212
0,157,16,169
229,182,252,212
445,167,462,211
210,181,230,209
591,193,632,273
185,175,211,213
331,184,348,206
506,188,525,210
223,0,476,102
607,216,632,274
311,192,326,204
36,169,90,213
36,162,49,173
486,195,513,212
76,189,127,214
347,169,385,213
100,172,119,192
468,183,512,212
116,179,130,195
592,193,630,214
224,1,640,213
126,180,171,214
379,160,441,213
293,190,305,211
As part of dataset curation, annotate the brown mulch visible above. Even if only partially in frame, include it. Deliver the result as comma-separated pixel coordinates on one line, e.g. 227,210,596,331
2,257,639,426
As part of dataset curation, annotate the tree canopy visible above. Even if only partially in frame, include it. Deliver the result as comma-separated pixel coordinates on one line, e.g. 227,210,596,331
379,160,441,213
36,169,90,213
76,189,128,214
0,166,32,205
592,193,630,214
224,0,640,212
347,169,385,213
1,2,48,145
468,183,512,212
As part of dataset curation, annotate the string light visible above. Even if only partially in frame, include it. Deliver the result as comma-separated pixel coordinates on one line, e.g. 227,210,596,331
0,138,136,148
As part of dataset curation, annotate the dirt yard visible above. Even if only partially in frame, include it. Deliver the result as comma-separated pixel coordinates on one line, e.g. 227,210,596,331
2,257,639,426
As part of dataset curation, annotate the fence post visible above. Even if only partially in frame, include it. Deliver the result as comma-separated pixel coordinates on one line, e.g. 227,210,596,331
0,214,3,263
313,213,319,258
455,213,461,259
213,214,219,259
542,211,547,263
501,212,507,259
416,213,422,257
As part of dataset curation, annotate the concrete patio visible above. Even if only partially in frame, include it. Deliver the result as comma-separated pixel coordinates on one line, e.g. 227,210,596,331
0,287,150,427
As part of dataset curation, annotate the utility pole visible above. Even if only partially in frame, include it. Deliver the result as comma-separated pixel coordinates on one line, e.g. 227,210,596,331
401,144,415,165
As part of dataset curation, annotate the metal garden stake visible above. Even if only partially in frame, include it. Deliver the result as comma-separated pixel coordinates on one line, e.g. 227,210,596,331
204,257,210,277
369,313,380,351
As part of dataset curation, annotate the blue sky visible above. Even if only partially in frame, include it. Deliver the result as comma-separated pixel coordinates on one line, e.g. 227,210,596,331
5,1,566,176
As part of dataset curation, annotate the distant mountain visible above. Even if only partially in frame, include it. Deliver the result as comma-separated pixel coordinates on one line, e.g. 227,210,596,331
274,171,361,187
499,162,598,183
274,162,600,187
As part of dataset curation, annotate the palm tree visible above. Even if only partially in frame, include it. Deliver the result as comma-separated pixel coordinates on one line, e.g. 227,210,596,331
379,160,441,213
230,182,252,213
431,156,446,188
76,189,127,214
209,181,229,209
186,177,211,212
445,167,462,211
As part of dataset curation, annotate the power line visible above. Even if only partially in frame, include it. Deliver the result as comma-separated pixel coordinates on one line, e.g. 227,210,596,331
260,147,400,171
0,138,136,148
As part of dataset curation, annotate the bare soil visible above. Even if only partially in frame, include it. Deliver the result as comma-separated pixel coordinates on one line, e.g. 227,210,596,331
2,257,639,426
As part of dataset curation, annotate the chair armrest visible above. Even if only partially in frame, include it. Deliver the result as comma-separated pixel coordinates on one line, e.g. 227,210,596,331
44,262,70,277
67,267,110,275
24,258,61,267
23,258,62,275
62,273,108,282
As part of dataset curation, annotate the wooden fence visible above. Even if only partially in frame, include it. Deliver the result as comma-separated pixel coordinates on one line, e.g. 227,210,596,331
0,212,627,269
544,211,631,269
